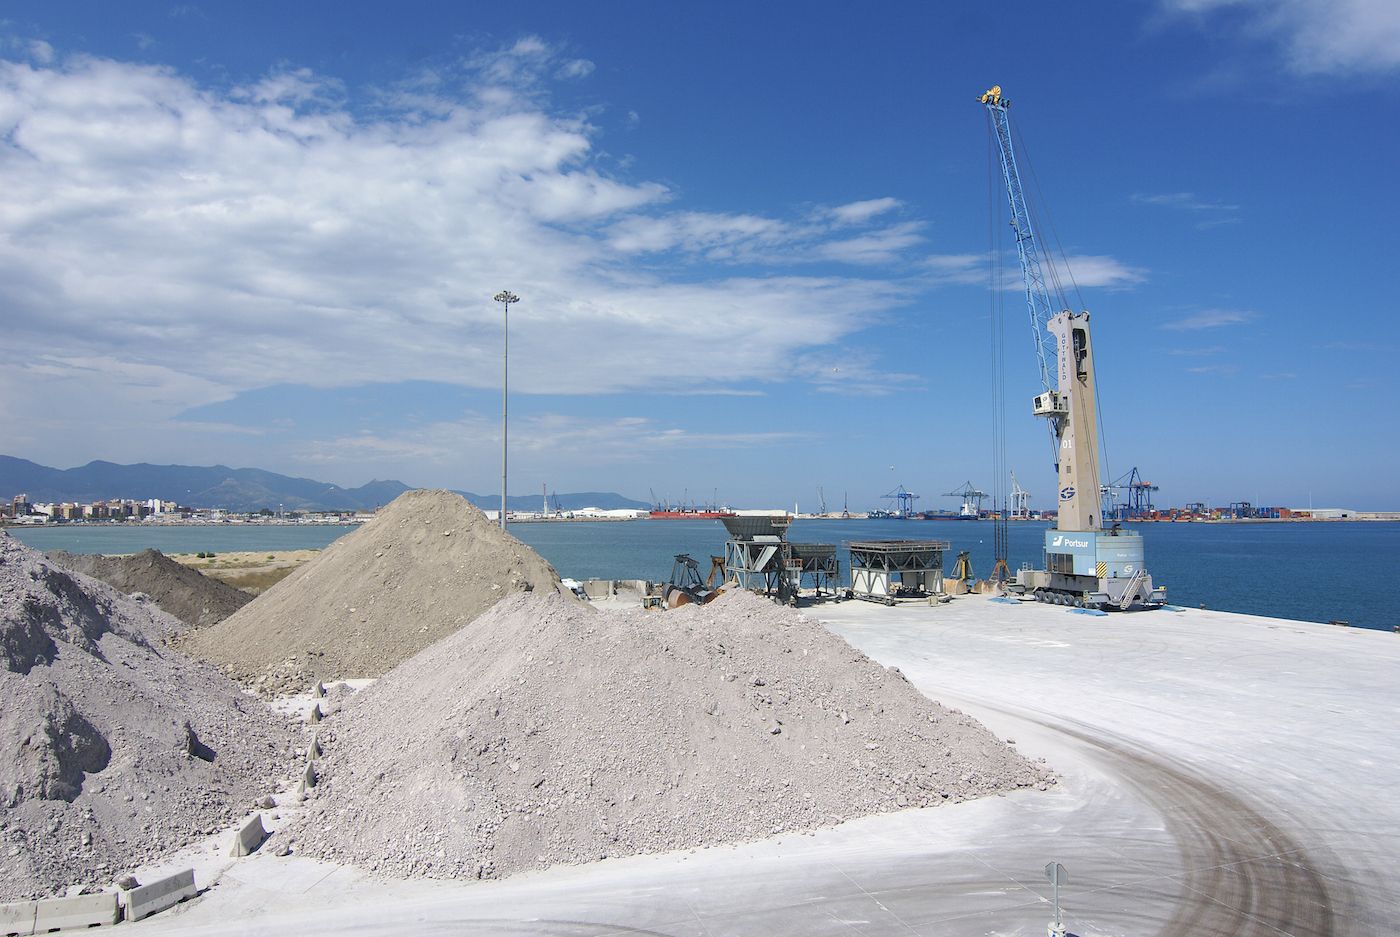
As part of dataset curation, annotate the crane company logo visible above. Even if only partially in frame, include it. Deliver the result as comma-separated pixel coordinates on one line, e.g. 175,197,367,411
1059,486,1076,501
1051,535,1090,549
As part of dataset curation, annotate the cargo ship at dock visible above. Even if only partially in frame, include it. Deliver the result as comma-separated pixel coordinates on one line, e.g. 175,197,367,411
648,508,737,519
648,488,736,519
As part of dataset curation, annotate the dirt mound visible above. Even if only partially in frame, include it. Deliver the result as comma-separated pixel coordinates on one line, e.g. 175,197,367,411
48,548,252,629
182,490,573,694
0,533,298,900
285,589,1052,880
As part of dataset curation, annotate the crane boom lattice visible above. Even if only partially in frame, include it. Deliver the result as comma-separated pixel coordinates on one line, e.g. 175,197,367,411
983,86,1058,395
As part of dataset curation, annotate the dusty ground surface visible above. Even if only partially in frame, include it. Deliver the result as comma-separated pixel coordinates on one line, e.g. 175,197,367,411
182,490,574,695
171,550,320,596
48,548,252,628
284,590,1050,881
0,533,299,901
123,596,1400,937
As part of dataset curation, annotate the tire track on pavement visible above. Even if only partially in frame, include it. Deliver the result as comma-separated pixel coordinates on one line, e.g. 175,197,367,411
1048,721,1348,937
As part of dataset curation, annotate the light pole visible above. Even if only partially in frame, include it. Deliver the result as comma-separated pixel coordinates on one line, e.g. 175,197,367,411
493,290,519,530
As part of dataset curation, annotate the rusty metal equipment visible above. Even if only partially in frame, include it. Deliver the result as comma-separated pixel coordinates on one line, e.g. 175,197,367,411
664,553,723,608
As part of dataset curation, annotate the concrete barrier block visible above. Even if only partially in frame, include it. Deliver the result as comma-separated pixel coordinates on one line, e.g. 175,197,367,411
32,892,119,931
306,703,322,724
0,900,37,937
582,579,613,598
229,814,268,857
125,869,196,922
308,735,322,760
303,760,317,788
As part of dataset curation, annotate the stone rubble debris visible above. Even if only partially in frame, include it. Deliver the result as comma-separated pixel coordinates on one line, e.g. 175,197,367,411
0,534,298,901
46,548,251,631
288,589,1054,882
182,490,575,694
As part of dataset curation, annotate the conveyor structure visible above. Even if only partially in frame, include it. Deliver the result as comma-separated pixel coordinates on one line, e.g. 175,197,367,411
721,515,837,605
847,540,951,605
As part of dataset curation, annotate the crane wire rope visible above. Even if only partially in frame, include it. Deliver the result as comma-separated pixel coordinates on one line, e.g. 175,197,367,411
988,112,1010,579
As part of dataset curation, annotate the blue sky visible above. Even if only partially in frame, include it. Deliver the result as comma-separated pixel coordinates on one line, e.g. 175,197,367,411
0,1,1396,510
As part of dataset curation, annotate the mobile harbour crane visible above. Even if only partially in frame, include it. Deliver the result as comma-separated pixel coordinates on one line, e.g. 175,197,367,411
980,85,1165,610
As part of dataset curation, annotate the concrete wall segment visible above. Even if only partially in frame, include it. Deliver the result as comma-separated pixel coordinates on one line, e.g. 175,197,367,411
0,900,37,937
230,814,268,858
125,869,196,922
31,892,119,931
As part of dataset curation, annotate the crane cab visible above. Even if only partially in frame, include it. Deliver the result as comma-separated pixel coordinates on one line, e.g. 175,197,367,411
1032,390,1069,417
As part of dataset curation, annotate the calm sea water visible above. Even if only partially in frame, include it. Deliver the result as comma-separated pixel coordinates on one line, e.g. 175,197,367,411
9,519,1398,633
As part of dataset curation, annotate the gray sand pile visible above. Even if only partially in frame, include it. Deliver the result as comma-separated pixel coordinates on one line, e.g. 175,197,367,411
0,534,298,900
286,589,1053,880
48,548,252,629
183,489,572,695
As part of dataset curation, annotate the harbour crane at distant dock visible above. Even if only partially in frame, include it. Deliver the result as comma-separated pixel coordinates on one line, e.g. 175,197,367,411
881,486,919,519
1104,467,1159,521
943,481,988,519
1010,472,1031,519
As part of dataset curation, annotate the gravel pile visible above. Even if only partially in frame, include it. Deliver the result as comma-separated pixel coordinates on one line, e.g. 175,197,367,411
48,548,252,630
286,589,1053,880
183,490,573,695
0,534,298,900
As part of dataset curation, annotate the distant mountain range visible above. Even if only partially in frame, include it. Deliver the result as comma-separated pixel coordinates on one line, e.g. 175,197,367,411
0,456,650,514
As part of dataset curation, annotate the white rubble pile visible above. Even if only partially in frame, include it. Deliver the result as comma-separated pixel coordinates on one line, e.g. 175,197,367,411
0,534,298,900
285,589,1053,880
184,490,574,695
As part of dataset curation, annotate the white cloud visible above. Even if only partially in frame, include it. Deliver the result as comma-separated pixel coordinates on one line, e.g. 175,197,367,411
605,206,923,266
818,222,924,265
1052,255,1148,290
1132,191,1239,212
0,45,923,459
556,58,595,80
1162,0,1400,74
789,351,923,397
828,197,901,225
605,211,787,256
921,253,987,285
1132,191,1241,229
1161,308,1258,330
922,252,1146,291
295,412,805,474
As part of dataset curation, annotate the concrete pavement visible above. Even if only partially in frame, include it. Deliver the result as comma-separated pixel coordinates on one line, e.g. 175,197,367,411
130,596,1399,936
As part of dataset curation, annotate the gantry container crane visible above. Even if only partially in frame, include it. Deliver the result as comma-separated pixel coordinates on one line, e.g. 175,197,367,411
981,85,1164,609
881,485,920,519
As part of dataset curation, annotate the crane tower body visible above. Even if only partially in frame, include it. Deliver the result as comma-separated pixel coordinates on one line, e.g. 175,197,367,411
981,85,1164,609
